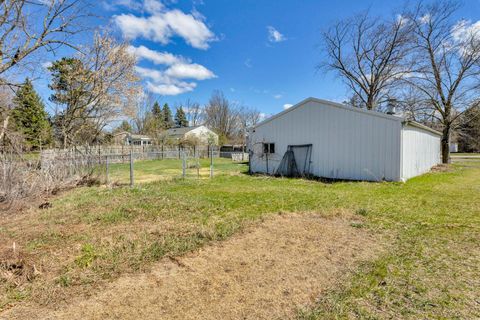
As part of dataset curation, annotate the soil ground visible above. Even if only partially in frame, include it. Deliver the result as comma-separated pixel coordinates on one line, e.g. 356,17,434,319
3,213,380,320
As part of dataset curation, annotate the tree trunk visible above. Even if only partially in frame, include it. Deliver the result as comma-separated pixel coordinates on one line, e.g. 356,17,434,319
441,124,451,164
366,95,374,110
0,115,9,142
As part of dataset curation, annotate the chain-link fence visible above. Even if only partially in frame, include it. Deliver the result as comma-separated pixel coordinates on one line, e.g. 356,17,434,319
38,147,222,187
2,145,241,208
103,150,217,186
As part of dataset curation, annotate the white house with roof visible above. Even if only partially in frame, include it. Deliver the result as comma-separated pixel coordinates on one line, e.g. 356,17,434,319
164,125,218,145
248,97,441,182
112,132,152,146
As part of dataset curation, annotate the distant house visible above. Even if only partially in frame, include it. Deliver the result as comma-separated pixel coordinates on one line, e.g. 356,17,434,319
164,125,218,145
112,131,152,146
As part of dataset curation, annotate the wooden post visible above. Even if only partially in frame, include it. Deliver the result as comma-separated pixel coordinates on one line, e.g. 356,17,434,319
130,151,134,187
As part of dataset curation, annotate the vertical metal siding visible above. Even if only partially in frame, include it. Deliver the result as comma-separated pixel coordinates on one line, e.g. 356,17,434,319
401,125,441,180
249,100,402,181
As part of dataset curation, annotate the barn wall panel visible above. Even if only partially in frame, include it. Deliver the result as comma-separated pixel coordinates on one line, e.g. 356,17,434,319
401,125,441,180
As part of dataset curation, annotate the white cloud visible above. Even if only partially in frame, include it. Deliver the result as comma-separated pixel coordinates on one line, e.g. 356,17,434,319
259,113,267,120
396,14,409,27
136,66,197,95
130,45,216,95
128,45,184,65
165,63,216,80
267,26,286,43
419,14,431,24
273,94,282,99
244,58,252,68
283,103,293,110
114,14,171,44
147,81,196,95
135,66,170,83
113,4,216,49
41,61,52,69
452,19,480,43
135,65,207,96
163,9,215,49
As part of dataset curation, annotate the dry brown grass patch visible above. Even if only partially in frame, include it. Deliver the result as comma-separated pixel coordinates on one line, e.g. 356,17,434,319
5,212,384,320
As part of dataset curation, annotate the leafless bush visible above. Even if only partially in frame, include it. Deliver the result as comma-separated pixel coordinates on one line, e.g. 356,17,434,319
0,152,101,210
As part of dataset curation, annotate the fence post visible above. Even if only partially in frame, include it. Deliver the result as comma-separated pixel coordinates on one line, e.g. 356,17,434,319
196,148,200,179
210,146,213,178
130,150,134,187
105,155,109,185
182,151,186,179
248,150,253,175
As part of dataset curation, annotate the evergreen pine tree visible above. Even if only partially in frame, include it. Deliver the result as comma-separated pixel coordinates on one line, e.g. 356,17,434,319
12,78,52,149
162,103,174,129
152,101,162,118
152,101,164,129
175,107,189,127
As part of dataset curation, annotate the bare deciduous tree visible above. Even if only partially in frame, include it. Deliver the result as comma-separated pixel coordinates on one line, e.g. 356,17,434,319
236,107,262,149
204,90,261,146
396,87,438,122
0,0,89,79
0,0,89,148
183,99,204,126
405,0,480,163
0,86,18,150
204,90,241,144
322,10,412,110
50,33,141,148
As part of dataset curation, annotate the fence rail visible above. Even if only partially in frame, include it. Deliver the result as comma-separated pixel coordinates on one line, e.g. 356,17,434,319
41,145,219,156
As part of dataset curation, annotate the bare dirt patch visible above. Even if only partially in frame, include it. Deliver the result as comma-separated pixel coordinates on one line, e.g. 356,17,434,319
4,212,382,320
430,164,452,172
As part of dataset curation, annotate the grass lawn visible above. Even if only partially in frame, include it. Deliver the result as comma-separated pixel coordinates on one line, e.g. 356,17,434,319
1,158,479,318
108,157,238,184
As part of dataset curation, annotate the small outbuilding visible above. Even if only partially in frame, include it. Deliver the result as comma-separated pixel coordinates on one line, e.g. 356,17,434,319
248,97,441,182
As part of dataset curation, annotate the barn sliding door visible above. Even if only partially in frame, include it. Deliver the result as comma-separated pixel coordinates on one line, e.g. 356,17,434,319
290,144,312,176
276,144,312,177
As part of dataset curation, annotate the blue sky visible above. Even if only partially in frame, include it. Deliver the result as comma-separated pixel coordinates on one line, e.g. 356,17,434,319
34,0,480,120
